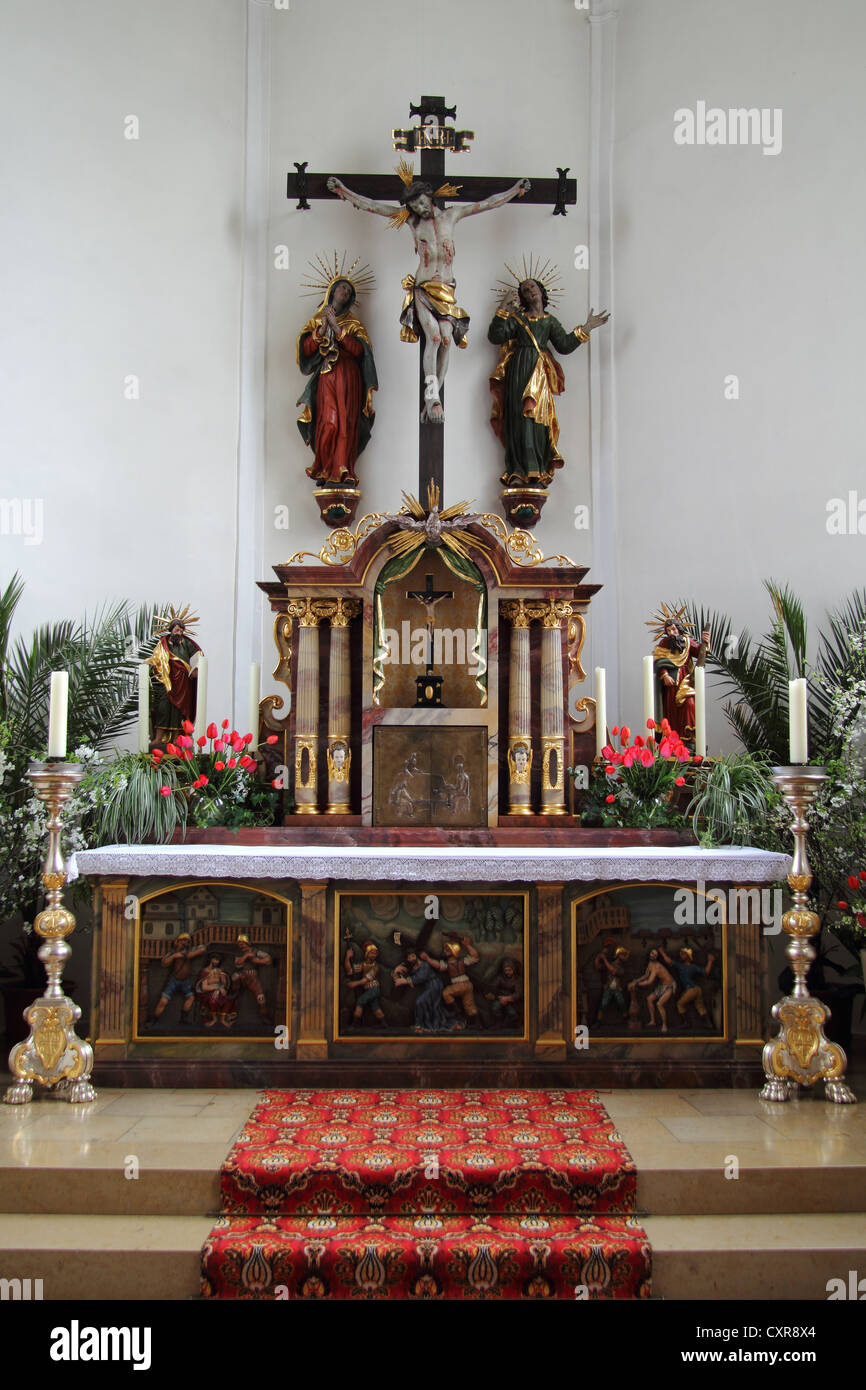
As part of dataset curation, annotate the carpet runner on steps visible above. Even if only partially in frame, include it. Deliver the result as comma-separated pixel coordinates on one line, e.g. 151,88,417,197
201,1088,651,1299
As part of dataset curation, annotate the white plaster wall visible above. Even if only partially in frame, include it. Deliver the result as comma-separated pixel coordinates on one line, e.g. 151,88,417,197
0,0,246,726
4,0,865,752
613,0,866,747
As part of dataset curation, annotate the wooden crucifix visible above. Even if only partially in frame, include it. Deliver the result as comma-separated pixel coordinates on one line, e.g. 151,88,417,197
289,96,577,500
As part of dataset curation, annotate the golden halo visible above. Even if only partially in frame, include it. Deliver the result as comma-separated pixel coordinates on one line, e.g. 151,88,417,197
645,602,694,641
494,254,563,310
152,603,200,636
300,250,376,304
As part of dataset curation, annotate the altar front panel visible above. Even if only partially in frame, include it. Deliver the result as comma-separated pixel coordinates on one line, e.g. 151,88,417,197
80,845,785,1086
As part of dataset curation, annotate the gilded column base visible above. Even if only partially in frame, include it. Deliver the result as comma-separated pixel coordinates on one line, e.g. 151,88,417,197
506,738,533,815
540,737,567,816
294,735,319,814
325,804,351,815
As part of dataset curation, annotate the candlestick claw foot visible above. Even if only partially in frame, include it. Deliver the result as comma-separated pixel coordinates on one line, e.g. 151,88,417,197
825,1080,857,1105
68,1078,98,1104
758,1076,793,1103
3,1080,34,1105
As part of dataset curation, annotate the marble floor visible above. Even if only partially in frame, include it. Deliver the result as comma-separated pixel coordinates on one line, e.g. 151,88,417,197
0,1079,864,1299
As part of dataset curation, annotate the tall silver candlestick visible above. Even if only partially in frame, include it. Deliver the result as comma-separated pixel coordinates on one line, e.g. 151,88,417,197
760,766,856,1104
4,761,96,1105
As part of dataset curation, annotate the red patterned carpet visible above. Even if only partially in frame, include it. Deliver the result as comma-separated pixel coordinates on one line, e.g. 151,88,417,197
201,1089,651,1299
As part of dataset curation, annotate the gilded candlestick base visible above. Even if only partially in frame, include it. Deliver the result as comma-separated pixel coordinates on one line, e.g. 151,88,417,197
3,761,97,1107
759,767,856,1105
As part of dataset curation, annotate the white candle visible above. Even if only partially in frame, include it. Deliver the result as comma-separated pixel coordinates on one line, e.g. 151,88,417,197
594,667,607,759
138,663,150,753
694,666,707,758
47,671,69,758
789,678,808,763
643,655,655,735
193,656,208,742
248,661,261,743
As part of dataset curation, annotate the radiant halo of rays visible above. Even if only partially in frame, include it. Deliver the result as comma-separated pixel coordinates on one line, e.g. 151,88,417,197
494,254,564,310
152,603,200,636
300,251,376,304
645,602,695,640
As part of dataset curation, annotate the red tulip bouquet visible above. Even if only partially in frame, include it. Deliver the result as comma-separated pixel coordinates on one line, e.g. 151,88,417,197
581,720,701,828
154,719,280,829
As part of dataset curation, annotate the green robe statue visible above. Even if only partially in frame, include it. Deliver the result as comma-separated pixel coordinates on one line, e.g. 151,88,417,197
488,307,587,486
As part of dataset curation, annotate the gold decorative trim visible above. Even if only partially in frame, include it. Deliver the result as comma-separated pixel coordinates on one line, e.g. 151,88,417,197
507,738,533,786
326,740,351,784
286,506,576,570
567,615,587,682
541,737,565,792
287,513,388,566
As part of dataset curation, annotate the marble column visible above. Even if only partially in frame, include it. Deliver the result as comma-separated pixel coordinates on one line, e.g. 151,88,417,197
297,880,329,1060
501,600,532,814
326,598,360,813
288,600,322,813
540,601,572,816
535,883,567,1059
93,877,131,1058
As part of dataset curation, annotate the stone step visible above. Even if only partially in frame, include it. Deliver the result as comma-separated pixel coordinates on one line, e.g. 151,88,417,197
0,1213,863,1301
1,1157,862,1217
0,1215,212,1301
645,1213,866,1301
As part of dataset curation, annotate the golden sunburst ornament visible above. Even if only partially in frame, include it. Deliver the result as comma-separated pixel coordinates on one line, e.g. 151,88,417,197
300,250,376,304
494,254,563,310
152,603,200,636
645,602,694,641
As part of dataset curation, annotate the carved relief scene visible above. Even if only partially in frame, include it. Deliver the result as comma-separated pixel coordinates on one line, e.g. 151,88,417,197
336,892,527,1040
135,886,290,1041
573,887,725,1042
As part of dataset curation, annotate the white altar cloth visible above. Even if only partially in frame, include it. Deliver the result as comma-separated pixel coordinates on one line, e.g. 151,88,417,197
71,843,791,884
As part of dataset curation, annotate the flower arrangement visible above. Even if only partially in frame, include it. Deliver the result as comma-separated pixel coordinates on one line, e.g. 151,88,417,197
581,720,697,829
155,719,280,829
835,871,866,950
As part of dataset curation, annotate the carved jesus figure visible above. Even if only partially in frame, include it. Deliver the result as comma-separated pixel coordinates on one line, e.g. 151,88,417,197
327,173,530,423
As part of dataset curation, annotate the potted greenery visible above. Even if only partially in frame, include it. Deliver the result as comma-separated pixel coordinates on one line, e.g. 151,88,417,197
685,750,777,846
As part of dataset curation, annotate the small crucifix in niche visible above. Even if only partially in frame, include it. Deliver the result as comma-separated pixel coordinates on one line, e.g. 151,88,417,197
406,572,453,707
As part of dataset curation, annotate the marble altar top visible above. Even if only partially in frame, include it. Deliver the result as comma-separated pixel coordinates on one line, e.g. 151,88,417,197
71,843,791,884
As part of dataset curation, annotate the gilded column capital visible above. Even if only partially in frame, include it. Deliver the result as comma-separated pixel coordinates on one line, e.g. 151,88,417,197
500,599,529,629
286,598,315,626
286,598,337,628
541,600,573,630
330,597,362,628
